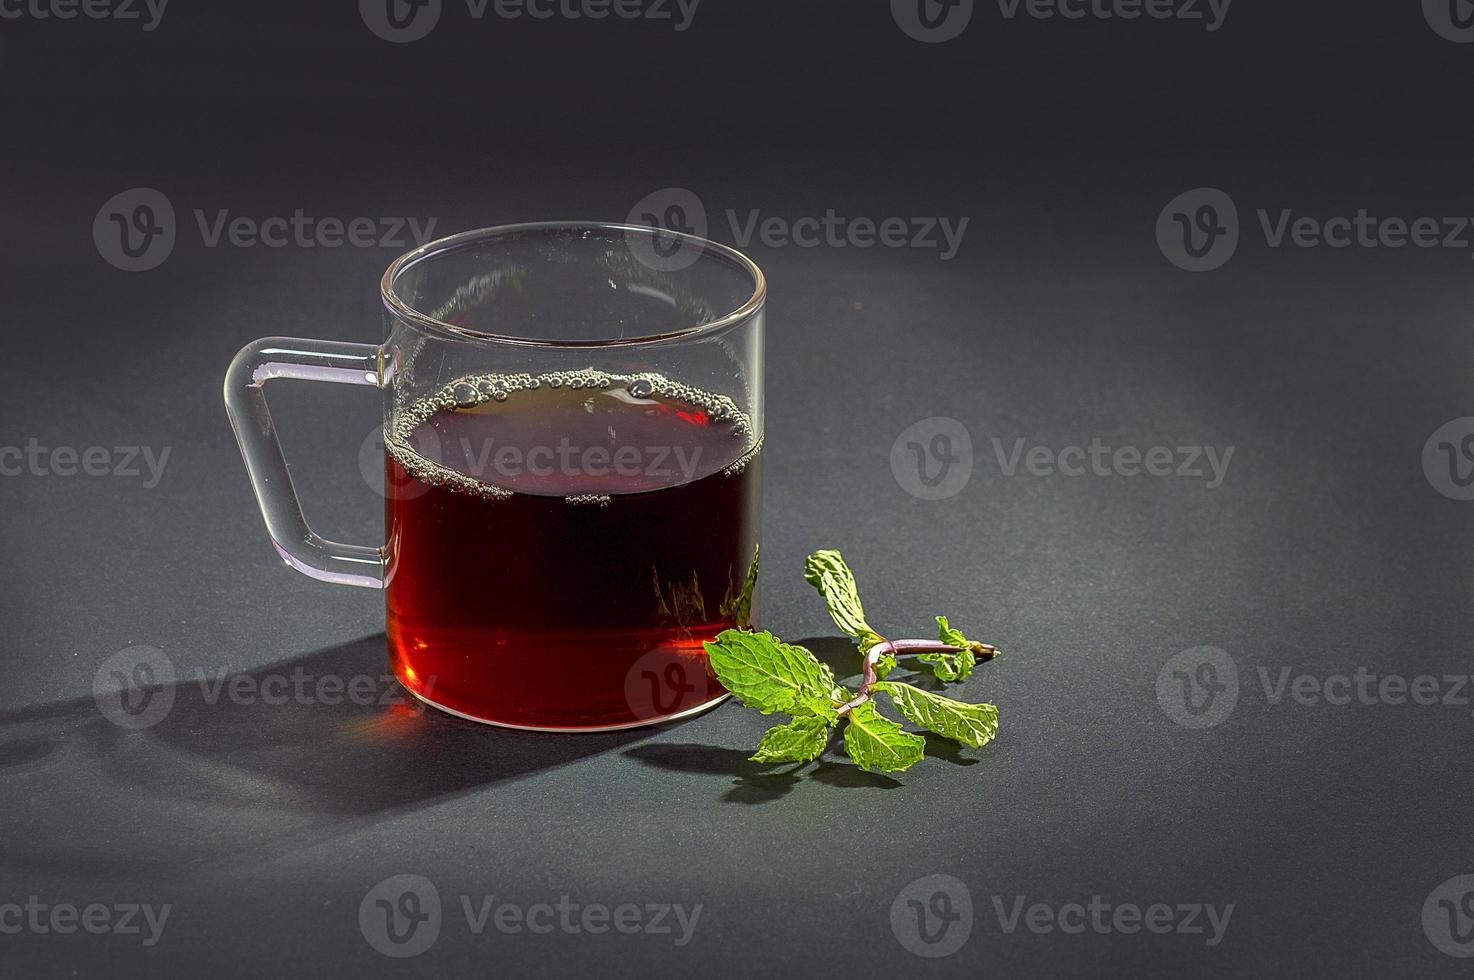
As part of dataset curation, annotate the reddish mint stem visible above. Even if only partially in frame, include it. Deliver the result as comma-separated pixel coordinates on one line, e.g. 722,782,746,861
833,638,999,717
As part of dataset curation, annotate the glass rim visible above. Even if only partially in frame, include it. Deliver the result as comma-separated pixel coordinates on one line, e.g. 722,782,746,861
380,221,766,349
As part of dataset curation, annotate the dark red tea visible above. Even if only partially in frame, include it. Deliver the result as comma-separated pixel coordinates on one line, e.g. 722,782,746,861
383,369,760,729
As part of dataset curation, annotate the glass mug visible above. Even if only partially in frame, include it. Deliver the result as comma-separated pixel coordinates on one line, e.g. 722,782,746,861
224,222,764,731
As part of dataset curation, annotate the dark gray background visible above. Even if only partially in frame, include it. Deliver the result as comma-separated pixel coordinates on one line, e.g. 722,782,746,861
3,0,1474,975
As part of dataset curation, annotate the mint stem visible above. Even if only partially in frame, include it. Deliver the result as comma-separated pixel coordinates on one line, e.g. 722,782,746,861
833,639,998,717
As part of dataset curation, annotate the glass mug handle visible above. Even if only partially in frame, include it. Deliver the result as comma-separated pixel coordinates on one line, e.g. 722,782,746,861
224,337,385,589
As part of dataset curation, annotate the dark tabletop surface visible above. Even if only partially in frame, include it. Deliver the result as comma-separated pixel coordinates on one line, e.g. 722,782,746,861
3,1,1474,976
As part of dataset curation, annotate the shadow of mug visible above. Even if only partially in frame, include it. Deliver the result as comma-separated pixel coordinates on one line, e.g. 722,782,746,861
0,635,648,878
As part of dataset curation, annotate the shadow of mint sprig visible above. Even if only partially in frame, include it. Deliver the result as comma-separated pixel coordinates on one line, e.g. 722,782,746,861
702,550,1001,774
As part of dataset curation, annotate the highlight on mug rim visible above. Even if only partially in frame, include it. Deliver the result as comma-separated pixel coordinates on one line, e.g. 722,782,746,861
379,221,767,349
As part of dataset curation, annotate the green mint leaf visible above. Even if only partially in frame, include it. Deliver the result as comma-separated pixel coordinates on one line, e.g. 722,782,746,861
917,650,974,682
749,715,832,764
720,544,759,630
876,681,998,749
917,615,977,681
873,652,898,680
936,614,968,649
804,549,886,650
704,629,839,716
841,700,925,773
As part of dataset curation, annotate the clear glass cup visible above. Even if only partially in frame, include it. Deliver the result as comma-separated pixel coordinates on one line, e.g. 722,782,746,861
225,222,765,731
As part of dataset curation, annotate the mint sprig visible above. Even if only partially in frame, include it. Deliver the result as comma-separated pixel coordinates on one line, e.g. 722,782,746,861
703,549,1002,774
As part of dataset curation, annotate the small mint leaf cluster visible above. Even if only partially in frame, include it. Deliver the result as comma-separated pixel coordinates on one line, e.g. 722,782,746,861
703,549,1001,774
